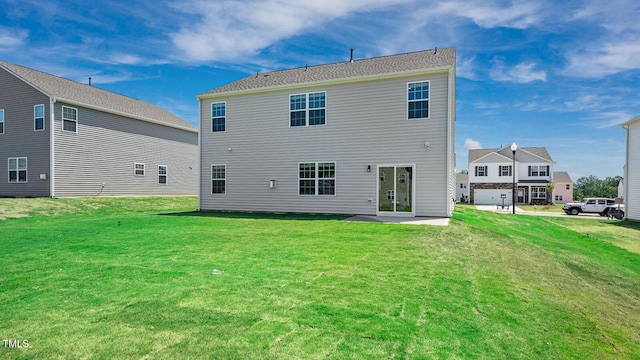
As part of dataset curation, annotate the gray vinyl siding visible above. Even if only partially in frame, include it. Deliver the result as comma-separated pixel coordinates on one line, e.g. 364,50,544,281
627,122,640,220
200,72,452,216
53,102,197,197
0,67,51,197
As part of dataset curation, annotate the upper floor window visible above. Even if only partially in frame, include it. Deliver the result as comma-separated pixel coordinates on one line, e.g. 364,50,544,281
290,92,326,127
566,184,570,190
134,163,145,176
0,109,4,134
8,157,27,183
211,165,226,194
34,104,45,131
475,165,487,177
299,162,335,195
62,106,78,133
407,81,429,119
499,165,512,176
528,165,549,177
212,102,226,132
158,165,167,184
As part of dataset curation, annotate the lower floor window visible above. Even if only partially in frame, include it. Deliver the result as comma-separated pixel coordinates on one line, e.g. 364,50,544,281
299,162,335,196
158,165,167,184
212,165,226,194
532,187,547,199
555,195,563,201
8,157,27,183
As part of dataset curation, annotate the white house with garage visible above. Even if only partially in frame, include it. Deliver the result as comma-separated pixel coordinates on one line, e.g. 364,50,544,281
197,48,456,217
468,145,555,205
622,116,640,220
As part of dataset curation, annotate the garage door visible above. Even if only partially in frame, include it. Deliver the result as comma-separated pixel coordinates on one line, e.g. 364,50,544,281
474,189,513,205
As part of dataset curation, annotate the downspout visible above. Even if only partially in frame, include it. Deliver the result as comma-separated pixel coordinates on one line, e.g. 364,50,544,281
50,97,56,197
623,124,629,220
197,99,202,211
446,65,455,217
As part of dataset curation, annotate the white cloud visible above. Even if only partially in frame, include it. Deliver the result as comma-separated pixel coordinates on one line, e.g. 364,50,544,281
0,27,28,50
464,138,483,150
489,60,546,83
432,0,545,29
564,40,640,78
169,0,412,62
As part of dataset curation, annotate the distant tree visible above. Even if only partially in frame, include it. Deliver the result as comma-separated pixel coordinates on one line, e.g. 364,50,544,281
459,170,469,174
573,175,623,200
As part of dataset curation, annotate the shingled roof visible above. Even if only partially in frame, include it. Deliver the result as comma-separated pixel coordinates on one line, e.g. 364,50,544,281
199,47,455,96
553,171,573,183
469,146,553,162
0,60,197,132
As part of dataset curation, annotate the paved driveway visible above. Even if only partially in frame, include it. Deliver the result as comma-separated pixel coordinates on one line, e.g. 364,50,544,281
474,205,613,220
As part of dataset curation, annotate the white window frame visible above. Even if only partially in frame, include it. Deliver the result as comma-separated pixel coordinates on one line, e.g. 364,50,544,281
289,91,326,127
531,186,547,199
407,81,430,119
211,164,226,194
499,165,512,176
8,157,28,183
298,161,336,196
62,105,78,133
211,102,226,133
34,104,45,131
475,165,487,177
158,165,167,185
134,163,145,176
0,109,4,134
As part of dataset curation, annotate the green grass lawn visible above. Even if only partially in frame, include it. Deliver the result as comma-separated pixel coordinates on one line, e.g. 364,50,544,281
1,197,639,359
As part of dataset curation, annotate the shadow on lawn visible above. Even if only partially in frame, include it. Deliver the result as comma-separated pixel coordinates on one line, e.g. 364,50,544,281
158,210,350,222
609,219,640,231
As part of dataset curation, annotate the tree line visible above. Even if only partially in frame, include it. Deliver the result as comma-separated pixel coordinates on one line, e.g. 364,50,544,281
573,175,623,200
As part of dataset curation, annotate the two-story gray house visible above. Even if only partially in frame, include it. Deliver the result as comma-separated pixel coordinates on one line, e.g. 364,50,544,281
197,48,456,217
0,60,198,197
468,146,555,205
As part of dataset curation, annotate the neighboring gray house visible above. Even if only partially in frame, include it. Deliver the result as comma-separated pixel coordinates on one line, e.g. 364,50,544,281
456,172,468,202
468,146,555,205
0,60,198,197
622,116,639,220
197,48,456,217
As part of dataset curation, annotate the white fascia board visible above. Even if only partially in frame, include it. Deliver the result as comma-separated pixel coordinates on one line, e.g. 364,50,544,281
621,115,640,128
52,97,198,134
197,66,454,100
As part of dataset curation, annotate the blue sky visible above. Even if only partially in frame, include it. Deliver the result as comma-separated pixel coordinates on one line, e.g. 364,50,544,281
1,0,638,180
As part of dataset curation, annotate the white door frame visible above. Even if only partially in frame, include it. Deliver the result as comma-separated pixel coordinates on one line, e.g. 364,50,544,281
376,164,416,216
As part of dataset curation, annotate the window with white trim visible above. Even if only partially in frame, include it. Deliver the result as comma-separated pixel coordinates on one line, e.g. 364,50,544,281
62,106,77,132
566,184,570,190
34,104,45,131
290,92,326,127
8,157,27,183
212,102,226,132
299,162,335,195
555,195,563,201
528,165,549,177
475,165,487,177
0,109,4,134
211,165,226,194
407,81,429,119
134,163,145,176
499,165,512,176
158,165,167,184
531,187,547,199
